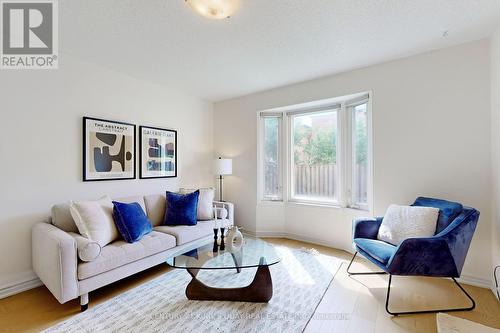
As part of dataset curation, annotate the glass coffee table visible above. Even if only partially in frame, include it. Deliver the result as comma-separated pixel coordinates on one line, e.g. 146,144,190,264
166,236,281,302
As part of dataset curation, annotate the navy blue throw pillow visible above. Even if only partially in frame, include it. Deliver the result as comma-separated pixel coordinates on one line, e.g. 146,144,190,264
164,190,199,226
112,201,153,243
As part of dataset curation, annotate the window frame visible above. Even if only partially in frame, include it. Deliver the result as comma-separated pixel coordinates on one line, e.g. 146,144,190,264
287,107,341,205
346,98,371,211
258,112,284,202
257,92,373,212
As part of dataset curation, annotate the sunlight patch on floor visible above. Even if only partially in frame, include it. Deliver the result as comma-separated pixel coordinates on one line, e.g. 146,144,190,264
276,246,315,285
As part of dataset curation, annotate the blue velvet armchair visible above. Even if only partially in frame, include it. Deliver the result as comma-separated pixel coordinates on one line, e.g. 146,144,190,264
348,197,479,316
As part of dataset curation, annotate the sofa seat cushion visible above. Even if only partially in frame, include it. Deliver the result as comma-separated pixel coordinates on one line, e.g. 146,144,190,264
154,220,214,245
78,231,176,280
354,238,397,265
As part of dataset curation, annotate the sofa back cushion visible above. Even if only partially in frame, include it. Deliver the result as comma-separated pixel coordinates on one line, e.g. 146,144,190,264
143,194,166,227
51,203,79,232
51,195,147,233
412,197,463,234
113,196,147,213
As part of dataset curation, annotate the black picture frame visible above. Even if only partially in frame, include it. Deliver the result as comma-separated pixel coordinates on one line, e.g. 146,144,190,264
139,125,178,179
83,117,136,182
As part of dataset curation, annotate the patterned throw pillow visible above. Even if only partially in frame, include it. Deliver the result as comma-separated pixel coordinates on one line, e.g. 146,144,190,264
377,204,439,245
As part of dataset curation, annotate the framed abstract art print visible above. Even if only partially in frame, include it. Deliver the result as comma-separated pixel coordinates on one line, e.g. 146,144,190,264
139,125,177,179
83,117,136,181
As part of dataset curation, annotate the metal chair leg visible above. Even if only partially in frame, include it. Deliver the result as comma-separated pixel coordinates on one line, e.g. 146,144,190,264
385,275,476,316
346,252,387,275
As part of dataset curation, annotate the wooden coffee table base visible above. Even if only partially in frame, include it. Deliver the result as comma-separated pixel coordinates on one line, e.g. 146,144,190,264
185,257,273,303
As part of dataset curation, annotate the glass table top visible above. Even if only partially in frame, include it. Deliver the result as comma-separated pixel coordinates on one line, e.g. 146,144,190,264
166,236,281,270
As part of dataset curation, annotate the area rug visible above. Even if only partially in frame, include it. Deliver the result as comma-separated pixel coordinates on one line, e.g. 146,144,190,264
436,313,499,333
43,246,342,333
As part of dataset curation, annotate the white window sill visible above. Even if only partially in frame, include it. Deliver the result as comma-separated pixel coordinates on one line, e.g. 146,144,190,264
259,199,370,212
286,200,342,209
258,200,285,206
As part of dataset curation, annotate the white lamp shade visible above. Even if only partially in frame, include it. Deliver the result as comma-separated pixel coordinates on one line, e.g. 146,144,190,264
215,158,232,175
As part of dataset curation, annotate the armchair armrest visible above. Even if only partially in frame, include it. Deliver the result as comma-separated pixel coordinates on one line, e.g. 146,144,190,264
387,237,458,277
353,217,383,240
32,222,79,304
435,208,479,275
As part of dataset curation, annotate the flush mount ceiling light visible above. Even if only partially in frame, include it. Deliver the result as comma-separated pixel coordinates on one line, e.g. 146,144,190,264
185,0,240,20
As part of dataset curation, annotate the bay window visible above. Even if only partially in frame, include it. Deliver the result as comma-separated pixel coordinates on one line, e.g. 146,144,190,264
258,93,371,210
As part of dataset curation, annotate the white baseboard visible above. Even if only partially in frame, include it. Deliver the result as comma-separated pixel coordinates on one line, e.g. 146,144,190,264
458,274,492,290
0,276,42,299
252,230,351,252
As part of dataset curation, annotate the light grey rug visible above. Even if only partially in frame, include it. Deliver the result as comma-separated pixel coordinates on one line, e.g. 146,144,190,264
43,246,341,333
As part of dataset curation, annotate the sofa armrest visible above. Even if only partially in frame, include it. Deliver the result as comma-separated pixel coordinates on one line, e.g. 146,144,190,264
32,223,79,304
214,201,234,226
387,237,458,277
353,217,383,240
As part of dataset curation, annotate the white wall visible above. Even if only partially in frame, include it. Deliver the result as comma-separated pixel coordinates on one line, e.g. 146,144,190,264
0,55,214,291
491,25,500,297
214,40,492,284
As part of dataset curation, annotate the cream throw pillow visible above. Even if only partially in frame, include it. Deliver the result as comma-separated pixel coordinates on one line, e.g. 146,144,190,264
179,187,215,220
377,204,439,246
69,195,119,247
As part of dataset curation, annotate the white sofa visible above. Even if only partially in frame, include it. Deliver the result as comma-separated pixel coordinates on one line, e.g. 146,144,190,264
32,193,233,311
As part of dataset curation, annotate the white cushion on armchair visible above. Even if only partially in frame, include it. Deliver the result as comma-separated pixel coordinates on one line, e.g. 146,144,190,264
377,204,439,246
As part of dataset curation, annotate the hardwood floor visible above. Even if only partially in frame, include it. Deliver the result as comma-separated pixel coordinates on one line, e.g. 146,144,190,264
0,238,498,333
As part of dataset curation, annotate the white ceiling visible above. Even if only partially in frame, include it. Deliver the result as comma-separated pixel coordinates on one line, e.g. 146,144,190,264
61,0,500,102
